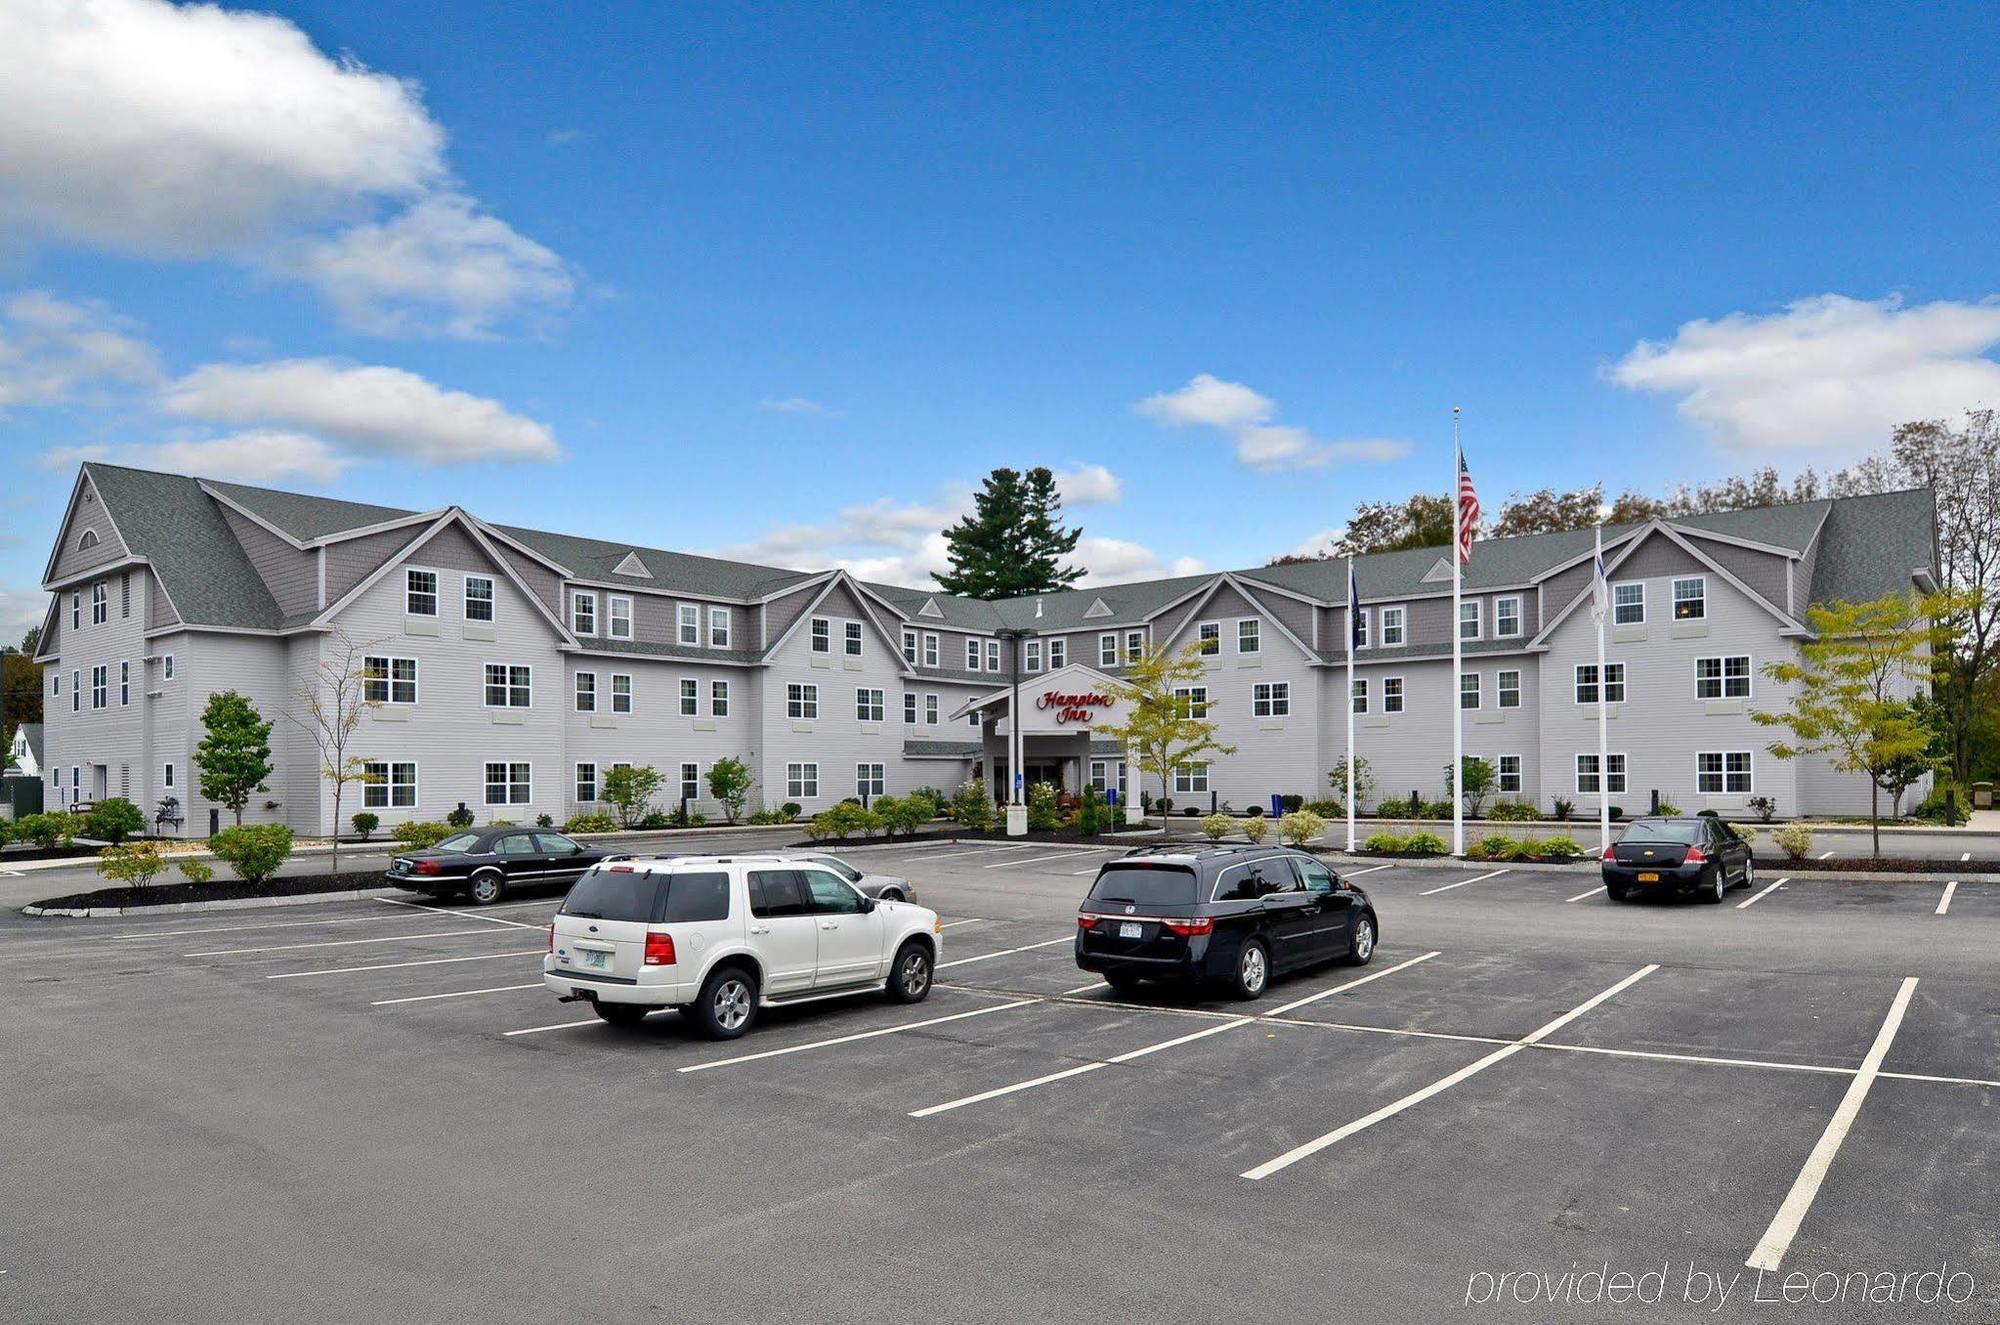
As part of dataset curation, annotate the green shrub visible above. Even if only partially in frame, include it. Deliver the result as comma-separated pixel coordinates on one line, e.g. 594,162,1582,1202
1488,799,1537,822
13,814,58,850
1305,798,1343,819
1774,823,1814,860
1607,805,1624,821
1747,795,1779,823
536,814,554,828
877,795,932,837
1279,794,1304,814
1242,803,1264,817
445,805,475,829
209,824,294,885
86,798,146,845
1241,816,1269,845
1074,785,1107,836
1200,812,1234,842
177,857,215,885
1027,782,1061,831
1730,823,1760,844
392,820,454,849
950,780,996,832
1538,836,1585,859
1549,796,1575,821
809,801,883,841
779,801,803,822
97,841,167,889
1402,831,1449,856
1278,809,1326,847
350,811,379,841
1469,834,1522,862
1374,798,1413,819
1655,799,1683,817
1419,800,1455,819
562,812,618,835
1362,832,1407,853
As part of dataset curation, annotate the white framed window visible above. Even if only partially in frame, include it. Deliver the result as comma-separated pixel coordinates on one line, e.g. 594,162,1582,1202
1697,751,1753,794
1125,630,1144,663
1025,640,1041,671
406,570,439,617
611,674,632,714
1253,681,1289,717
985,639,1000,671
364,656,418,705
1353,607,1370,649
574,672,597,712
787,762,819,799
1497,669,1521,709
1379,606,1405,647
575,762,598,803
811,617,831,653
903,629,918,665
1173,762,1209,794
856,687,885,722
1196,621,1221,656
484,761,531,806
162,762,175,791
904,692,918,724
711,679,729,716
788,683,818,719
70,669,79,713
464,575,494,623
681,762,701,802
856,763,885,797
1099,633,1117,666
923,633,940,667
678,678,699,716
971,637,986,670
1047,638,1067,668
1352,677,1368,713
969,711,980,728
363,760,418,809
1459,672,1480,710
1237,619,1260,654
1575,753,1628,795
848,622,867,659
1673,576,1706,621
163,654,175,680
1172,685,1209,719
91,581,108,625
708,606,731,648
91,664,107,709
1458,599,1481,641
119,660,129,706
1498,754,1522,793
1612,582,1645,625
1696,655,1752,700
51,673,58,698
678,603,700,645
1495,596,1522,637
70,591,80,631
483,663,532,708
924,693,939,725
570,589,596,635
1383,676,1405,713
608,596,634,640
1574,662,1626,705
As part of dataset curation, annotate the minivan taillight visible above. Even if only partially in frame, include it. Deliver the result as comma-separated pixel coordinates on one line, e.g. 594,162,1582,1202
1077,915,1099,930
643,933,677,966
1162,916,1214,937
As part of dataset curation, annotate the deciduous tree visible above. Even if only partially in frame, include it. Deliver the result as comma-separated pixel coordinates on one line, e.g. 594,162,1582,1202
195,691,272,827
292,629,380,875
1092,644,1237,816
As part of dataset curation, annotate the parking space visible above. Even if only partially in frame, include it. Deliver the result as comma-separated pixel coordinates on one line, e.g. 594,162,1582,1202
6,841,1997,1321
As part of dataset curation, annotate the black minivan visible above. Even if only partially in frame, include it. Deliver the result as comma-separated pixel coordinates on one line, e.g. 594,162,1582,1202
1075,845,1379,1000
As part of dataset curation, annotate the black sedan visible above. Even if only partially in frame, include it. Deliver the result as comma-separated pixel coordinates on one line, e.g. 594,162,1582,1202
1600,816,1754,904
387,827,624,905
1075,845,1378,1000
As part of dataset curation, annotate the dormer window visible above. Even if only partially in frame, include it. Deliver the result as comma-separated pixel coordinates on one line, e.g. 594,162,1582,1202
406,569,438,617
77,529,99,551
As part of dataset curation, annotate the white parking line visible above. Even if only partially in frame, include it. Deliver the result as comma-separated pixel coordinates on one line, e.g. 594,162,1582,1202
1935,881,1957,916
108,910,429,941
1241,964,1658,1180
502,1018,598,1038
1737,876,1790,909
1263,952,1441,1016
1564,885,1603,903
1817,850,1835,860
680,998,1040,1073
1418,868,1508,897
1746,977,1918,1272
1061,979,1108,995
920,844,1038,861
940,918,986,929
375,896,550,930
372,983,544,1006
935,936,1072,969
985,850,1095,869
1961,851,1972,863
1341,864,1395,878
266,949,544,980
186,927,503,957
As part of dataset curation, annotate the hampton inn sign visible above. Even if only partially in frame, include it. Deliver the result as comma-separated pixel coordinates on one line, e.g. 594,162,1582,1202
1035,689,1113,726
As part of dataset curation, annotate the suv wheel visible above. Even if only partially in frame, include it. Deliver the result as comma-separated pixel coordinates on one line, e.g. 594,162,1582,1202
695,966,757,1040
1347,914,1377,966
467,870,505,906
886,940,933,1004
1230,938,1270,1000
592,1002,650,1027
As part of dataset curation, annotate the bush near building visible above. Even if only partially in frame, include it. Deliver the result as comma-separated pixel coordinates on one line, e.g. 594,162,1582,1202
209,825,294,884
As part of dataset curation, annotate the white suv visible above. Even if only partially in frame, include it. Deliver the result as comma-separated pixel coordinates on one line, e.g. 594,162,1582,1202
543,854,945,1039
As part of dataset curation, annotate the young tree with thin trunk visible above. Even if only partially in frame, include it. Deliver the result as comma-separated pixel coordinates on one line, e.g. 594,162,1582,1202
292,629,381,876
195,691,272,829
1091,643,1236,820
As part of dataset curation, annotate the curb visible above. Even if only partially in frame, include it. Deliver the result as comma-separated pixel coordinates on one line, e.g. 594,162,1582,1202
23,886,408,919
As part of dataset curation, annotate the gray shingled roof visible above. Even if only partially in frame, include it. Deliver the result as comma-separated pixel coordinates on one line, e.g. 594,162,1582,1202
204,478,418,542
903,740,980,758
85,465,285,629
493,524,819,599
1804,488,1937,606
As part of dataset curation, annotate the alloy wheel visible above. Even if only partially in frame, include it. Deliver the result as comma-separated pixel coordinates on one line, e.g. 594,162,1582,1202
1353,918,1376,962
713,978,752,1032
899,950,931,998
1240,944,1267,995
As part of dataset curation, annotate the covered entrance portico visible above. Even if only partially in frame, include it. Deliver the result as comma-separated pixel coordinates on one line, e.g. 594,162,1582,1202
948,663,1143,831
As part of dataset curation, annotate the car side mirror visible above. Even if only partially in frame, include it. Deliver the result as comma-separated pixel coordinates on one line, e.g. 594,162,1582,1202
860,896,877,913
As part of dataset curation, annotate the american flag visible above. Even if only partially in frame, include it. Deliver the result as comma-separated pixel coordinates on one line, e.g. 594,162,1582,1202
1456,449,1480,563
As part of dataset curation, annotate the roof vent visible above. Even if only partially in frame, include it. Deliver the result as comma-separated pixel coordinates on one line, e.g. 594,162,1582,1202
613,551,652,578
1083,597,1113,618
1421,557,1452,584
918,597,945,619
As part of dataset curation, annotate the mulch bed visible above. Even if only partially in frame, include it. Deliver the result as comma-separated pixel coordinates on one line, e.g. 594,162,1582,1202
33,870,393,911
788,824,1154,850
1763,857,1990,874
0,844,116,864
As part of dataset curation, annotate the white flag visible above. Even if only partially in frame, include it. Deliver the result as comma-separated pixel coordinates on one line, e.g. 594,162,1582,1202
1590,546,1609,622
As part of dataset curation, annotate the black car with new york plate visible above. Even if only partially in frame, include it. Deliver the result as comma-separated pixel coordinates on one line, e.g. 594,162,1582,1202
387,826,625,905
1075,845,1378,1000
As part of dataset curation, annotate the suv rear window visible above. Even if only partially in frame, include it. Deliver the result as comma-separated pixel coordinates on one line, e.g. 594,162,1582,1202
1088,863,1198,907
562,867,662,921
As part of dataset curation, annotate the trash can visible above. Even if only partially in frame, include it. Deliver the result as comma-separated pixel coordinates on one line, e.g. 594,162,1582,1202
1973,782,1995,811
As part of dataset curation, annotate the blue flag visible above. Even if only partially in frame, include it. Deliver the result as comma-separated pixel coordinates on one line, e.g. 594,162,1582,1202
1348,559,1364,648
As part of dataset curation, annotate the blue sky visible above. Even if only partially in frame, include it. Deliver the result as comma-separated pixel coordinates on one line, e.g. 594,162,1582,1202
4,1,1998,630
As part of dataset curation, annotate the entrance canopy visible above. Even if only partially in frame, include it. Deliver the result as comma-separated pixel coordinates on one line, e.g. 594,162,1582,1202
947,662,1130,734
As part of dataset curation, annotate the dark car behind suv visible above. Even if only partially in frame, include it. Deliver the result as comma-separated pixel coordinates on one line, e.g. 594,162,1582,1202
1600,816,1755,904
387,826,624,905
1075,845,1378,1000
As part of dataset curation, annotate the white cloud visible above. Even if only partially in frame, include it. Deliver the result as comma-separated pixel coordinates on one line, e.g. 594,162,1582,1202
0,0,570,337
1277,527,1345,561
0,290,159,412
1053,463,1122,506
1072,537,1205,586
758,396,839,417
1135,372,1413,472
161,358,560,465
1608,294,2000,450
41,430,351,483
0,585,50,631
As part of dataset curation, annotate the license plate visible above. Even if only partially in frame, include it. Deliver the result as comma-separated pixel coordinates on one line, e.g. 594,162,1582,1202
1637,872,1660,883
583,949,610,969
1118,921,1144,939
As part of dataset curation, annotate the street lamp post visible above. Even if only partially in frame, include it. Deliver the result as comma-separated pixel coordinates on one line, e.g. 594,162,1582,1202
998,628,1029,837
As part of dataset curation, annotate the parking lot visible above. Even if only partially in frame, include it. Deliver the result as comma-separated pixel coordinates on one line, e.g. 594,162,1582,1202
2,840,1995,1322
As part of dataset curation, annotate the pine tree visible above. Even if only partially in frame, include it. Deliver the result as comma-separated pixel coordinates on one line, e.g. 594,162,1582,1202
935,467,1084,599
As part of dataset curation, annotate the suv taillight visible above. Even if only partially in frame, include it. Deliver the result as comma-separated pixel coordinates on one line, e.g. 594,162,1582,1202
643,932,677,966
1162,916,1214,937
547,924,555,954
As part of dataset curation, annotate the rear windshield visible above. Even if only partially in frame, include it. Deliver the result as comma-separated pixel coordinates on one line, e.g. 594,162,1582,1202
562,867,733,923
1088,864,1198,908
433,833,481,853
1620,820,1701,844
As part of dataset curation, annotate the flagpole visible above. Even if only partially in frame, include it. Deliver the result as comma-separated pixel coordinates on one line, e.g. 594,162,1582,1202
1345,554,1357,852
1596,522,1611,855
1451,407,1464,859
